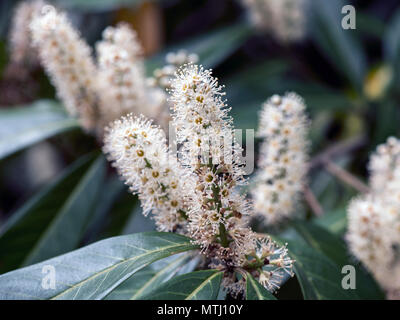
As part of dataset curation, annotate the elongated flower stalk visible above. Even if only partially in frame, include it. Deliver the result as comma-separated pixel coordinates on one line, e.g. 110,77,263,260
149,50,199,90
29,4,198,136
96,23,152,132
30,5,99,131
103,115,195,233
169,64,294,295
8,0,46,67
146,50,199,132
369,137,400,203
241,0,308,43
347,137,400,298
251,93,309,226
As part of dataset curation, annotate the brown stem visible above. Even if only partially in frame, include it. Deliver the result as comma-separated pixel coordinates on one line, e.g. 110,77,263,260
323,160,370,194
303,185,324,216
309,135,367,170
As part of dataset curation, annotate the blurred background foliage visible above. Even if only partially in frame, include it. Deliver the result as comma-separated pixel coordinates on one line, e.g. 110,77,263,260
0,0,399,299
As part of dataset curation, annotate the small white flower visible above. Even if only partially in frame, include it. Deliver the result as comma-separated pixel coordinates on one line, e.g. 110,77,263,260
252,92,310,225
96,23,151,131
103,114,195,233
241,0,309,43
347,137,400,296
30,5,99,131
9,0,46,66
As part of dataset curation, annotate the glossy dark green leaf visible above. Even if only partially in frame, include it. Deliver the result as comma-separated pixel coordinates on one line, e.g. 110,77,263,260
106,253,199,300
226,61,352,130
0,100,79,160
246,273,276,300
0,232,199,300
146,22,253,72
83,175,130,243
384,7,400,79
357,12,385,39
142,269,222,300
309,0,366,90
54,0,146,11
23,155,105,266
314,209,347,236
292,221,384,299
0,154,96,273
274,236,360,300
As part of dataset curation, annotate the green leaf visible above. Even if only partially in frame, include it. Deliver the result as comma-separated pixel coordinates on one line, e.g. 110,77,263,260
292,221,384,299
0,232,199,300
274,236,360,300
142,269,222,300
0,100,79,160
54,0,147,11
246,273,276,300
314,208,347,236
0,155,106,271
357,12,385,39
146,22,253,72
103,192,141,238
226,61,352,130
106,253,199,300
0,154,96,273
22,155,106,266
310,0,366,91
384,7,400,73
83,175,130,243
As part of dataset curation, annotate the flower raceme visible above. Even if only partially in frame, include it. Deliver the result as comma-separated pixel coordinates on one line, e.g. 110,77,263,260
241,0,309,43
28,4,198,135
8,0,45,67
148,50,199,90
96,24,149,130
104,64,294,296
30,5,100,131
103,115,195,233
170,64,294,294
347,137,400,299
251,93,310,226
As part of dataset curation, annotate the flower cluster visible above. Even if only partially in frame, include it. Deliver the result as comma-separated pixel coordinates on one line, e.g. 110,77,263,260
104,63,294,296
96,23,159,131
8,0,45,67
103,115,195,233
148,50,199,90
241,0,308,43
29,4,198,135
346,137,400,298
30,5,100,131
251,93,309,226
169,64,294,295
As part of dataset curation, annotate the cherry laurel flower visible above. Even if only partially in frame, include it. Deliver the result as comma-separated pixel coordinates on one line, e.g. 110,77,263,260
148,50,199,90
103,114,195,233
169,64,294,295
29,4,200,137
30,5,99,131
96,23,151,131
146,50,199,132
346,137,400,298
8,0,46,66
369,136,400,203
251,93,309,226
241,0,308,43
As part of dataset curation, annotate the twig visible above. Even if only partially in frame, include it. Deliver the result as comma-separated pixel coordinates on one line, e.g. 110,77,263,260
309,135,367,170
303,185,324,217
323,160,370,194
